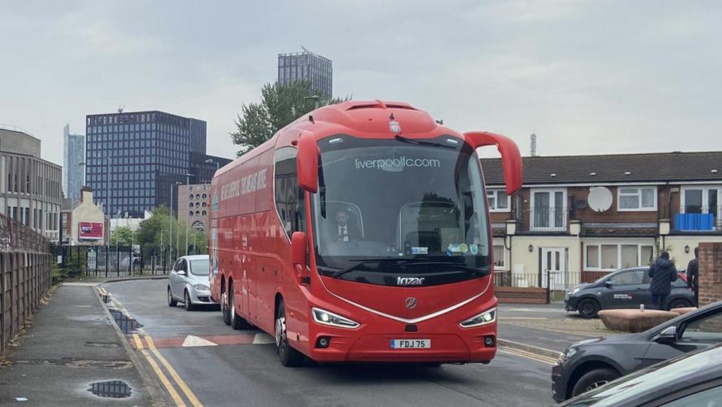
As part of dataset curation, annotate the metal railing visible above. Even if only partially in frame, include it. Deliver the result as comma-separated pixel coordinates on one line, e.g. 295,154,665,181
54,245,172,278
494,270,583,303
0,214,53,355
674,207,722,232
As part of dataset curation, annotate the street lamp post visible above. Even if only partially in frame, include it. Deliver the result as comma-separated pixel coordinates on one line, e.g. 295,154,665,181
205,159,219,183
185,173,193,255
159,230,164,273
75,162,87,245
169,181,181,266
105,157,110,277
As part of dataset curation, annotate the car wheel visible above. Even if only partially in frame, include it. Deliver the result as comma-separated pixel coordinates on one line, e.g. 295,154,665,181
275,300,304,367
229,283,248,330
578,299,600,318
572,368,620,398
167,287,177,307
221,291,231,326
669,299,692,310
184,290,195,311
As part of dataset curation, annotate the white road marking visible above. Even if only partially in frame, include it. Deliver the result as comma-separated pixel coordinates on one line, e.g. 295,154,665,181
252,333,275,344
182,335,218,347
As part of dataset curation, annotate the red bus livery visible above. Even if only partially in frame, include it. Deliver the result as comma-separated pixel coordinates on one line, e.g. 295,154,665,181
209,100,522,366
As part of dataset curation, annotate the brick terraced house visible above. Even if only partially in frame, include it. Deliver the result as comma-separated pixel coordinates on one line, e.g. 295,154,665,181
481,151,722,290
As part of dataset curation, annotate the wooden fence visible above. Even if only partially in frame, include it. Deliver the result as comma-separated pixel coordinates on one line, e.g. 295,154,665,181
0,214,53,355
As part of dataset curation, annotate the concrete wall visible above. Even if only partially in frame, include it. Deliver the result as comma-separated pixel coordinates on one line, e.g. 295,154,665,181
0,128,41,157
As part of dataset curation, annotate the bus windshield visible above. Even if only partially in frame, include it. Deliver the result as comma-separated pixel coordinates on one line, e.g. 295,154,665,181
312,135,491,285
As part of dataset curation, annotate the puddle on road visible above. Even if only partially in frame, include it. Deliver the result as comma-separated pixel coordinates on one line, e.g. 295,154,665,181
87,380,132,399
108,309,143,334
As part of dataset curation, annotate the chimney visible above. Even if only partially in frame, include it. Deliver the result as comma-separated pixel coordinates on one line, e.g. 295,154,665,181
530,133,537,157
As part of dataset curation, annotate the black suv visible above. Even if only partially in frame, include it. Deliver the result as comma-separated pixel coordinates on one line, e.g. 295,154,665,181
565,267,693,318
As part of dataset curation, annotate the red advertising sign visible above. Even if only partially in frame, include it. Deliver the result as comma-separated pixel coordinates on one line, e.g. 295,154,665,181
79,222,104,240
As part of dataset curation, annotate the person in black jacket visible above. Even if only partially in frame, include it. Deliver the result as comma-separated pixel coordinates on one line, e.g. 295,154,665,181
687,247,699,307
648,251,678,310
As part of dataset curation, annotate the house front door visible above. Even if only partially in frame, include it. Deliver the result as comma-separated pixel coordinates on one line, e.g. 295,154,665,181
541,248,566,290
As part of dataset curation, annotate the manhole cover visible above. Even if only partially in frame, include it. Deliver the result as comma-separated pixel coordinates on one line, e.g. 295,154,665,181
87,380,132,398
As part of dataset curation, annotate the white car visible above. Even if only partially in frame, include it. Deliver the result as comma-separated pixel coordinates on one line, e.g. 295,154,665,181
167,254,217,311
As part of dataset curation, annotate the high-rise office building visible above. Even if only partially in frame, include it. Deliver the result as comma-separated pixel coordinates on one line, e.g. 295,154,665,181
63,124,85,200
85,110,208,219
278,48,333,98
0,126,63,242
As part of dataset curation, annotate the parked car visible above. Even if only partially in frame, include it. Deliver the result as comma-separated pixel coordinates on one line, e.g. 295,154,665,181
557,342,722,406
167,254,217,311
552,301,722,402
565,266,693,318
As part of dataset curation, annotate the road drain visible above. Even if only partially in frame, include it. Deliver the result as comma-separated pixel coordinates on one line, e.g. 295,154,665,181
88,380,132,399
108,309,143,334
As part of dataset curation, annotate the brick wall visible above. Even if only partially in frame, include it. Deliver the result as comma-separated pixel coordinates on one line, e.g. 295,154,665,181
496,287,547,304
698,242,722,306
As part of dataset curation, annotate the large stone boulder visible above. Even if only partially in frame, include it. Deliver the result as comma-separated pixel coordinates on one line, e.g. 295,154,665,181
598,309,679,333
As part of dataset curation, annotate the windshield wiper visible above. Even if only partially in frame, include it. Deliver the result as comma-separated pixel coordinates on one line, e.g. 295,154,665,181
394,134,456,149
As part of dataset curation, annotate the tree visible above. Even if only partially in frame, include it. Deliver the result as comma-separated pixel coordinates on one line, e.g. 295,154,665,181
231,80,350,156
110,226,134,246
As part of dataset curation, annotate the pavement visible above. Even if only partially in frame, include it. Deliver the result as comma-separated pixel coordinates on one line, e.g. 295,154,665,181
0,279,609,406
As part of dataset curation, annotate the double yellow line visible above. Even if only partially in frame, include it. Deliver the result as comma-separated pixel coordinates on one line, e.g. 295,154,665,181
133,333,203,407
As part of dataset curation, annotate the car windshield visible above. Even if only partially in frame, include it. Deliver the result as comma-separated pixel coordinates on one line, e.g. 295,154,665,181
189,258,210,276
561,346,722,406
310,135,491,285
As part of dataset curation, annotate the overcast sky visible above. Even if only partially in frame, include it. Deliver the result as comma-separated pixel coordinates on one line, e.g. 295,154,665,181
2,0,720,166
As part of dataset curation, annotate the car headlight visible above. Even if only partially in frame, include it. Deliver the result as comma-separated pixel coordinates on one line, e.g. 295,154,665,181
569,288,580,295
192,284,209,290
460,308,497,328
558,347,577,364
312,307,360,329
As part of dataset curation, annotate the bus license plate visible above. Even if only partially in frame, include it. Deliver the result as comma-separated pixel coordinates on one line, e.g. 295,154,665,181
391,339,431,349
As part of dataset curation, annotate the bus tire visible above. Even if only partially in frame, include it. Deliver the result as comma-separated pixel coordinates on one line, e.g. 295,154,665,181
221,291,231,326
275,300,304,367
229,284,248,330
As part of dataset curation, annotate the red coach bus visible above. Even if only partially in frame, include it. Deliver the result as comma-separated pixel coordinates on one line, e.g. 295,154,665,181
209,100,522,366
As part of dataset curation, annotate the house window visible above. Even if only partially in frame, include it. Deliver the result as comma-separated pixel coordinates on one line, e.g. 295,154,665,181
677,187,721,231
585,243,655,271
487,190,510,212
532,189,566,230
618,187,656,211
493,245,506,270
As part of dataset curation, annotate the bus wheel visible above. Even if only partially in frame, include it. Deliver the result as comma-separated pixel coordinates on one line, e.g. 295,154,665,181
221,291,231,326
229,284,247,330
275,300,304,367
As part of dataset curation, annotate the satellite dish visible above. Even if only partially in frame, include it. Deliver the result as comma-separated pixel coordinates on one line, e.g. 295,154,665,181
588,187,613,212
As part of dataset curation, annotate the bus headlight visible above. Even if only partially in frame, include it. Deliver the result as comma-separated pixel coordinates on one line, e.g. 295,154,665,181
312,307,360,329
460,308,497,328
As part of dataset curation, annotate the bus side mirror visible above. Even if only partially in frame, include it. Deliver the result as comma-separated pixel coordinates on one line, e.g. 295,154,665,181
297,131,319,193
463,131,523,195
291,232,309,285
